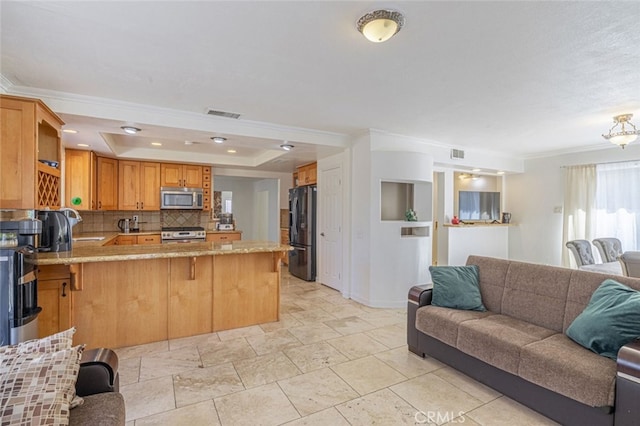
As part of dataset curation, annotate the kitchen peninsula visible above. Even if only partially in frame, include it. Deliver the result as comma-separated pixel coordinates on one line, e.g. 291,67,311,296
35,240,290,349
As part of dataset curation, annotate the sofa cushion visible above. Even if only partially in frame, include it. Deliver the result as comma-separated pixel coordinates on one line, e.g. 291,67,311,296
0,327,76,356
416,305,494,346
1,345,84,425
457,314,556,374
430,265,486,311
466,255,510,313
519,333,616,407
69,393,125,426
566,279,640,359
500,261,572,333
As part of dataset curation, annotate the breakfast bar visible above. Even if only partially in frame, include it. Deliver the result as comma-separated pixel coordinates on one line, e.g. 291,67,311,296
34,240,290,349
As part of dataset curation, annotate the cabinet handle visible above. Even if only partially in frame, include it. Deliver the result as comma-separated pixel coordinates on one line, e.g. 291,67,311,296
61,282,67,297
98,201,102,209
136,202,139,209
141,202,144,209
190,257,196,280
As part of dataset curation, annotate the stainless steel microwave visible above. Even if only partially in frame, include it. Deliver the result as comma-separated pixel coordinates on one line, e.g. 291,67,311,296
160,187,204,210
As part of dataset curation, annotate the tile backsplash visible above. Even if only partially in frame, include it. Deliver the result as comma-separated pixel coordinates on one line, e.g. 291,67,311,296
75,210,210,233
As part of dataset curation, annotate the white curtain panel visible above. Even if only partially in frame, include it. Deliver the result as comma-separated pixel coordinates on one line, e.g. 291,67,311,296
562,164,597,267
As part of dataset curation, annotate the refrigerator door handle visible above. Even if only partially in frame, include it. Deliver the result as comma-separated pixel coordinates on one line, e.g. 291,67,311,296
292,246,307,251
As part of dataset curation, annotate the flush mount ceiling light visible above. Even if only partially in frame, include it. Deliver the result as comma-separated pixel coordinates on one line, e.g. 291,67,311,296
151,142,162,146
62,129,78,134
211,137,227,144
357,10,405,43
602,114,639,149
280,143,294,151
121,126,141,135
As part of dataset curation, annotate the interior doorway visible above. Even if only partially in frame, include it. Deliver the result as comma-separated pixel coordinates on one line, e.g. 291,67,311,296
319,165,343,291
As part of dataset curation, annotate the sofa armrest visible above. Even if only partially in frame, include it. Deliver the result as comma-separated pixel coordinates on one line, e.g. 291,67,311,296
76,348,120,397
615,340,640,425
407,285,433,355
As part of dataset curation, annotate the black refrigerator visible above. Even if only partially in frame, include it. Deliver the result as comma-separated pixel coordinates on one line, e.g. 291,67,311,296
289,185,316,281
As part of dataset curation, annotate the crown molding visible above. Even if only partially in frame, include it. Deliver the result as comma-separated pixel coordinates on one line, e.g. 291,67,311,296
0,74,15,93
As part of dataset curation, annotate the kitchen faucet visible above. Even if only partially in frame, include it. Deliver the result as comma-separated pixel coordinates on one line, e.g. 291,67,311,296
59,207,83,227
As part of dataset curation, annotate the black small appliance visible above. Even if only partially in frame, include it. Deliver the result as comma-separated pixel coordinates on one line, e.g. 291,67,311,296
38,210,72,252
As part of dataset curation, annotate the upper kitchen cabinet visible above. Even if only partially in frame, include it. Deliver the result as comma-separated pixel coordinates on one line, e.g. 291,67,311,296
118,160,161,210
296,162,317,186
96,156,118,210
0,95,64,209
65,149,96,210
161,163,202,188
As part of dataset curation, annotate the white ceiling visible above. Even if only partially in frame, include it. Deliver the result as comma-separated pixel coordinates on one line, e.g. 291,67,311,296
2,1,639,172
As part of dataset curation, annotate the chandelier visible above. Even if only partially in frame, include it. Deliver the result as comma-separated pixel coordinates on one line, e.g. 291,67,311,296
602,114,639,149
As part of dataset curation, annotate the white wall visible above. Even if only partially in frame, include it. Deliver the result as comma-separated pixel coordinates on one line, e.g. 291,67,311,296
253,178,280,242
507,144,640,266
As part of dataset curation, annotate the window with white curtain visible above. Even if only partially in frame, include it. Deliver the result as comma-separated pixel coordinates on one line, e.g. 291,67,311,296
594,161,640,251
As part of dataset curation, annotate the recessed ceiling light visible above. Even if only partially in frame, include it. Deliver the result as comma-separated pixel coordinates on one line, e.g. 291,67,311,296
184,140,193,145
497,171,505,175
63,129,78,134
227,149,236,154
151,142,162,146
121,126,141,134
77,143,90,147
211,137,227,144
280,143,294,151
472,168,481,172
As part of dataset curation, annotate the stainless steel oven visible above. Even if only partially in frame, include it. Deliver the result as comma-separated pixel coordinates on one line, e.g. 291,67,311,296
161,227,206,244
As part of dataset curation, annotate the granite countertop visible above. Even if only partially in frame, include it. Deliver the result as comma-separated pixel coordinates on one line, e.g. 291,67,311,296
35,238,291,265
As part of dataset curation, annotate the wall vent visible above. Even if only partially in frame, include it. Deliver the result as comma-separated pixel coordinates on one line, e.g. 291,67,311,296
450,149,465,160
206,108,241,119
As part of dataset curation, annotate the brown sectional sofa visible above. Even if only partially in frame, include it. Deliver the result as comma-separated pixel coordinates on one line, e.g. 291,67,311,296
407,255,640,426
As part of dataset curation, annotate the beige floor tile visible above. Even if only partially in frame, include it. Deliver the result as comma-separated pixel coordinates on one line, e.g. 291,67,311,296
327,332,390,359
233,351,301,388
118,357,140,386
365,324,407,348
433,367,501,404
168,332,220,351
278,368,359,416
321,294,352,305
323,315,377,335
134,400,220,426
214,382,300,426
284,341,349,373
322,303,366,318
246,329,302,355
120,375,175,422
293,297,336,311
139,346,202,381
173,362,244,407
281,301,306,314
297,289,329,299
216,325,264,341
283,407,350,426
466,396,559,426
288,323,342,344
331,356,407,395
259,313,304,333
336,388,420,425
356,311,405,327
199,337,257,367
442,415,480,426
291,308,337,323
374,347,445,378
115,340,168,360
390,373,484,418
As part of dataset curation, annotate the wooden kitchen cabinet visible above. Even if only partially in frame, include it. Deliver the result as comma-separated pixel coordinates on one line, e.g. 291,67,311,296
118,160,160,210
280,229,289,265
137,234,161,245
64,149,96,210
206,232,241,242
202,166,212,211
0,95,64,209
96,156,118,210
296,162,317,186
37,265,72,338
114,235,136,245
160,163,202,188
168,256,213,339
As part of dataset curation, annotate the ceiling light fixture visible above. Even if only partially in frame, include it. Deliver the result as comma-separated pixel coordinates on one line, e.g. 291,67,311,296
602,114,639,149
357,10,405,43
211,137,226,144
63,129,78,134
184,141,193,145
121,126,141,135
77,143,90,148
151,142,162,146
227,149,236,154
280,143,294,151
497,171,505,175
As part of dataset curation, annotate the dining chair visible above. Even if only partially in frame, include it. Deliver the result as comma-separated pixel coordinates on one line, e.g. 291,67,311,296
619,251,640,278
566,240,596,267
592,237,623,263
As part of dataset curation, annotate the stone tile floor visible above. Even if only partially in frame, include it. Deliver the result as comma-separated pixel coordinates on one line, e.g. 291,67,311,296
118,272,557,425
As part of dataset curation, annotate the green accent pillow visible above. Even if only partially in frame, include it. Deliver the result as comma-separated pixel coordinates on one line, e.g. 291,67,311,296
429,265,486,312
566,279,640,359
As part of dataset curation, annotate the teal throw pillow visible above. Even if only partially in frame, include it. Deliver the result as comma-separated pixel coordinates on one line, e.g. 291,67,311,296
566,279,640,359
429,265,486,312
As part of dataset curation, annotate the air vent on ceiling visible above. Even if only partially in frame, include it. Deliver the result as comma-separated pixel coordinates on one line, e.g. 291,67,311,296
206,108,241,119
450,149,465,160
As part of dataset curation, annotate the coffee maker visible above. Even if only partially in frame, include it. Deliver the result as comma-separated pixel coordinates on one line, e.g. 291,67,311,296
0,218,42,249
38,210,73,252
